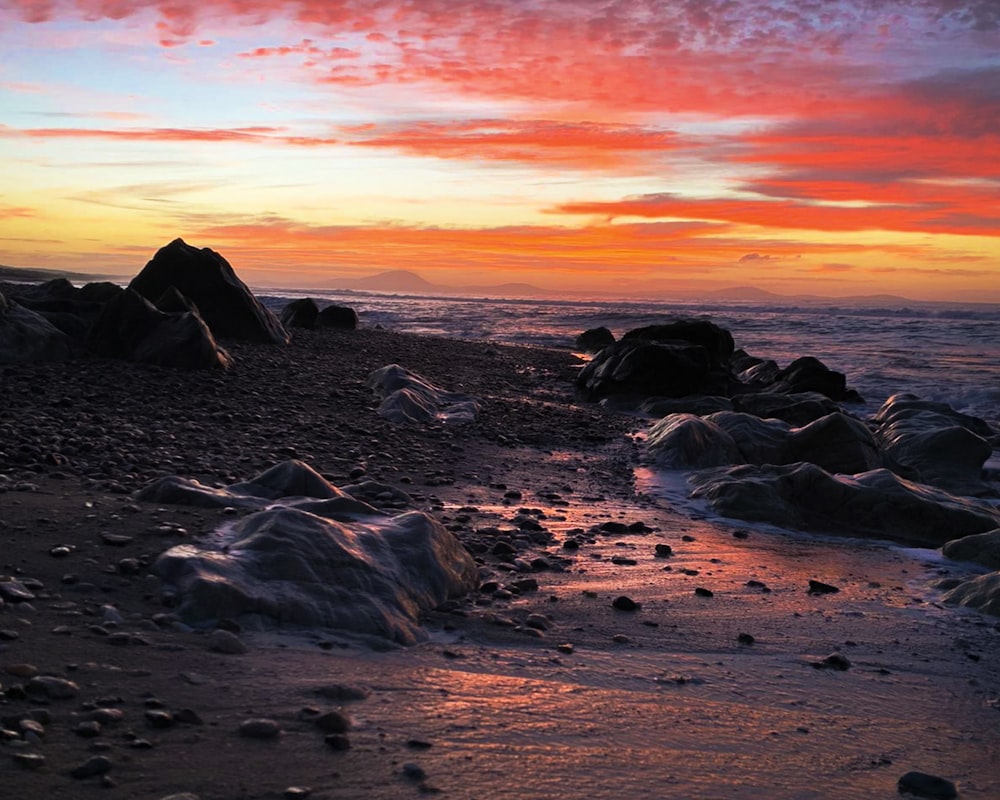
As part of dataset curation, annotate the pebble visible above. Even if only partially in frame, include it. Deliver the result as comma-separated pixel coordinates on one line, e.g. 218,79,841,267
737,632,756,645
813,653,852,671
694,587,714,598
525,613,550,630
75,720,103,738
70,754,113,779
612,595,640,611
28,675,79,699
897,771,958,799
324,733,351,750
807,579,840,595
313,710,351,734
402,763,427,781
556,643,574,654
284,788,313,800
12,752,46,770
654,544,673,557
5,663,39,679
239,718,282,739
207,629,248,654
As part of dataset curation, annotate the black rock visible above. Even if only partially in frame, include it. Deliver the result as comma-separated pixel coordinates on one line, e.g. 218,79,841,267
612,595,640,611
897,771,958,799
281,298,320,329
317,304,359,330
575,326,615,353
70,755,112,779
807,579,841,595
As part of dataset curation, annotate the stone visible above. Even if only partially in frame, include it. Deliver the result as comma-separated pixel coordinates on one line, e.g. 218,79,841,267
239,718,282,739
12,752,46,770
942,529,1000,570
280,298,320,329
27,675,80,699
764,356,852,401
612,595,640,611
941,571,1000,616
368,364,480,424
897,771,957,799
129,238,289,344
70,755,113,779
207,629,248,654
317,304,359,329
621,319,735,365
577,339,718,403
731,392,842,426
808,580,840,595
325,733,351,750
646,414,740,469
0,293,73,364
575,326,615,353
313,710,351,734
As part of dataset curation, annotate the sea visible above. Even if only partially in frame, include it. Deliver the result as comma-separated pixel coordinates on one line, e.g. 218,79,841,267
258,288,1000,430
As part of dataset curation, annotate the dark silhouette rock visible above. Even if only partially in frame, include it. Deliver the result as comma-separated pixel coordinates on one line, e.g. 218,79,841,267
896,770,958,799
318,304,359,329
577,339,714,401
281,298,320,329
77,281,124,304
155,285,200,314
622,319,735,365
941,529,1000,570
128,238,289,344
0,291,73,364
575,326,615,353
764,356,859,402
87,288,230,369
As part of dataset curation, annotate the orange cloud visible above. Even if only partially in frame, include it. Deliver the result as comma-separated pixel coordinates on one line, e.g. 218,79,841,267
0,123,339,146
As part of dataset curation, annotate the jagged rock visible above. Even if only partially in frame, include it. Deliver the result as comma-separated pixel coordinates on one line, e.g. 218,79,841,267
942,529,1000,570
281,298,320,329
317,304,359,329
575,326,615,353
87,288,231,369
0,292,74,364
368,364,479,424
646,414,740,468
577,339,716,402
129,238,289,344
690,463,1000,547
155,286,200,314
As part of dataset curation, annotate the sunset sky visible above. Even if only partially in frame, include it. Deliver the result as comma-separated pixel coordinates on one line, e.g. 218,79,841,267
1,1,998,300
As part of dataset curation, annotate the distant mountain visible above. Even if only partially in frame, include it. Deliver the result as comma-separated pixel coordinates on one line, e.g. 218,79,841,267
702,286,785,301
329,269,550,298
0,264,108,283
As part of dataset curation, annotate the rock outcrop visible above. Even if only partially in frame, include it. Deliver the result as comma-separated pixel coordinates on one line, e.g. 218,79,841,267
129,238,289,344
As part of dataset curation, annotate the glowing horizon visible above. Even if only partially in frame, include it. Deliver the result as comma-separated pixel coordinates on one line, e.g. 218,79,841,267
1,1,998,302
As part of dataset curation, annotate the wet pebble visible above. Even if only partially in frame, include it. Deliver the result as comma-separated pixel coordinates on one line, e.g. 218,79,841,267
694,587,714,598
812,653,851,671
612,595,640,611
807,579,840,595
28,675,79,699
12,752,46,770
239,718,282,739
897,771,957,799
324,733,351,750
654,544,673,557
207,629,248,654
737,632,756,645
70,754,113,779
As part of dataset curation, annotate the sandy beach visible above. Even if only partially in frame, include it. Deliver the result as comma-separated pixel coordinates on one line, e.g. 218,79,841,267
2,327,999,800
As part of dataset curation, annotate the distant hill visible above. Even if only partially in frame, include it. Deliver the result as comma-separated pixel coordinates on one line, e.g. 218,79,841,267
330,269,550,298
0,264,109,284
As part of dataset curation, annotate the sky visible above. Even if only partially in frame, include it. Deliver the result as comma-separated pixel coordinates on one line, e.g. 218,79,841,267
1,1,998,300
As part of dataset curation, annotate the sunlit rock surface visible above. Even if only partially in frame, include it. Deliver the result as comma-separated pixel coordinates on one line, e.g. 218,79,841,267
368,363,480,424
142,461,477,644
689,463,1000,547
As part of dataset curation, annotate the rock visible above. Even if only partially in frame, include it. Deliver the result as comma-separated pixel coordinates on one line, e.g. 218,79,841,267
612,595,640,611
807,580,840,595
640,395,734,417
313,710,351,734
281,298,320,329
401,762,427,781
874,394,993,495
0,579,37,602
154,500,477,644
0,292,73,364
731,392,843,426
129,238,289,344
737,632,755,645
12,752,46,770
941,571,1000,616
897,771,958,799
577,339,717,403
942,529,1000,570
694,587,714,597
368,364,480,424
239,718,282,739
764,356,854,401
813,652,851,670
654,544,673,557
646,414,740,469
324,733,351,750
86,288,231,370
70,755,113,779
690,463,1000,547
575,326,615,353
621,319,735,365
317,304,359,329
207,629,248,654
27,675,79,699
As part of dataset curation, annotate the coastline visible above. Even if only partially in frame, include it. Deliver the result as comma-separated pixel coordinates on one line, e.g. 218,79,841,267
2,327,999,799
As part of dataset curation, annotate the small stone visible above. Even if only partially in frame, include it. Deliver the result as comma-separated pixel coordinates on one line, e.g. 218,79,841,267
145,710,175,728
612,634,630,644
19,719,46,739
654,544,673,557
324,733,351,750
0,580,36,602
807,579,840,595
314,710,351,734
694,587,714,598
737,632,756,645
407,739,433,750
5,663,39,679
525,613,550,630
897,771,958,799
813,653,851,671
75,721,103,738
612,595,639,611
556,643,574,654
174,708,204,726
86,708,125,726
239,718,282,739
70,755,112,779
207,629,247,654
100,532,133,547
28,675,79,699
284,788,313,800
402,763,427,781
12,752,46,770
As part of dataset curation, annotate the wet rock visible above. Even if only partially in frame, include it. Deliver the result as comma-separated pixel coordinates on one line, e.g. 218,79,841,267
808,580,840,595
694,587,714,598
28,675,79,700
70,755,113,779
737,632,755,645
575,326,615,353
324,733,351,750
646,413,740,468
897,771,958,799
654,544,673,557
207,629,248,654
612,595,640,611
239,718,282,739
942,529,1000,570
813,653,851,671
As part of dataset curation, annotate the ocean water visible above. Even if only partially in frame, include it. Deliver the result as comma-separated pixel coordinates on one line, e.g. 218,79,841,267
259,288,1000,428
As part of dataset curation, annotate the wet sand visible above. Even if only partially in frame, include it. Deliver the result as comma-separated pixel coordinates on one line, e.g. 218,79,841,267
1,328,999,799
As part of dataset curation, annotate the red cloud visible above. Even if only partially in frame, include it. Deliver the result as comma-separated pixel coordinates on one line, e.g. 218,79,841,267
0,123,339,146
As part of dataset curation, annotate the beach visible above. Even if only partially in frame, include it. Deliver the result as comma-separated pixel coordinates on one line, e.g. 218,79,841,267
2,327,1000,800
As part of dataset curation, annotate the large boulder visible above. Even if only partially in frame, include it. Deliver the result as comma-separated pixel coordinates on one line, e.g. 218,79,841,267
704,411,789,465
689,463,1000,547
129,238,289,344
763,356,855,401
368,364,480,424
281,298,320,329
784,413,885,475
318,304,359,329
873,394,994,496
87,288,231,369
0,292,73,364
731,392,843,427
621,319,735,365
576,339,716,402
575,326,615,353
646,414,740,469
941,572,1000,616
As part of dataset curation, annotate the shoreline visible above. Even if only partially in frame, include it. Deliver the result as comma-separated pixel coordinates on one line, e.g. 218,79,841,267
2,327,1000,799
